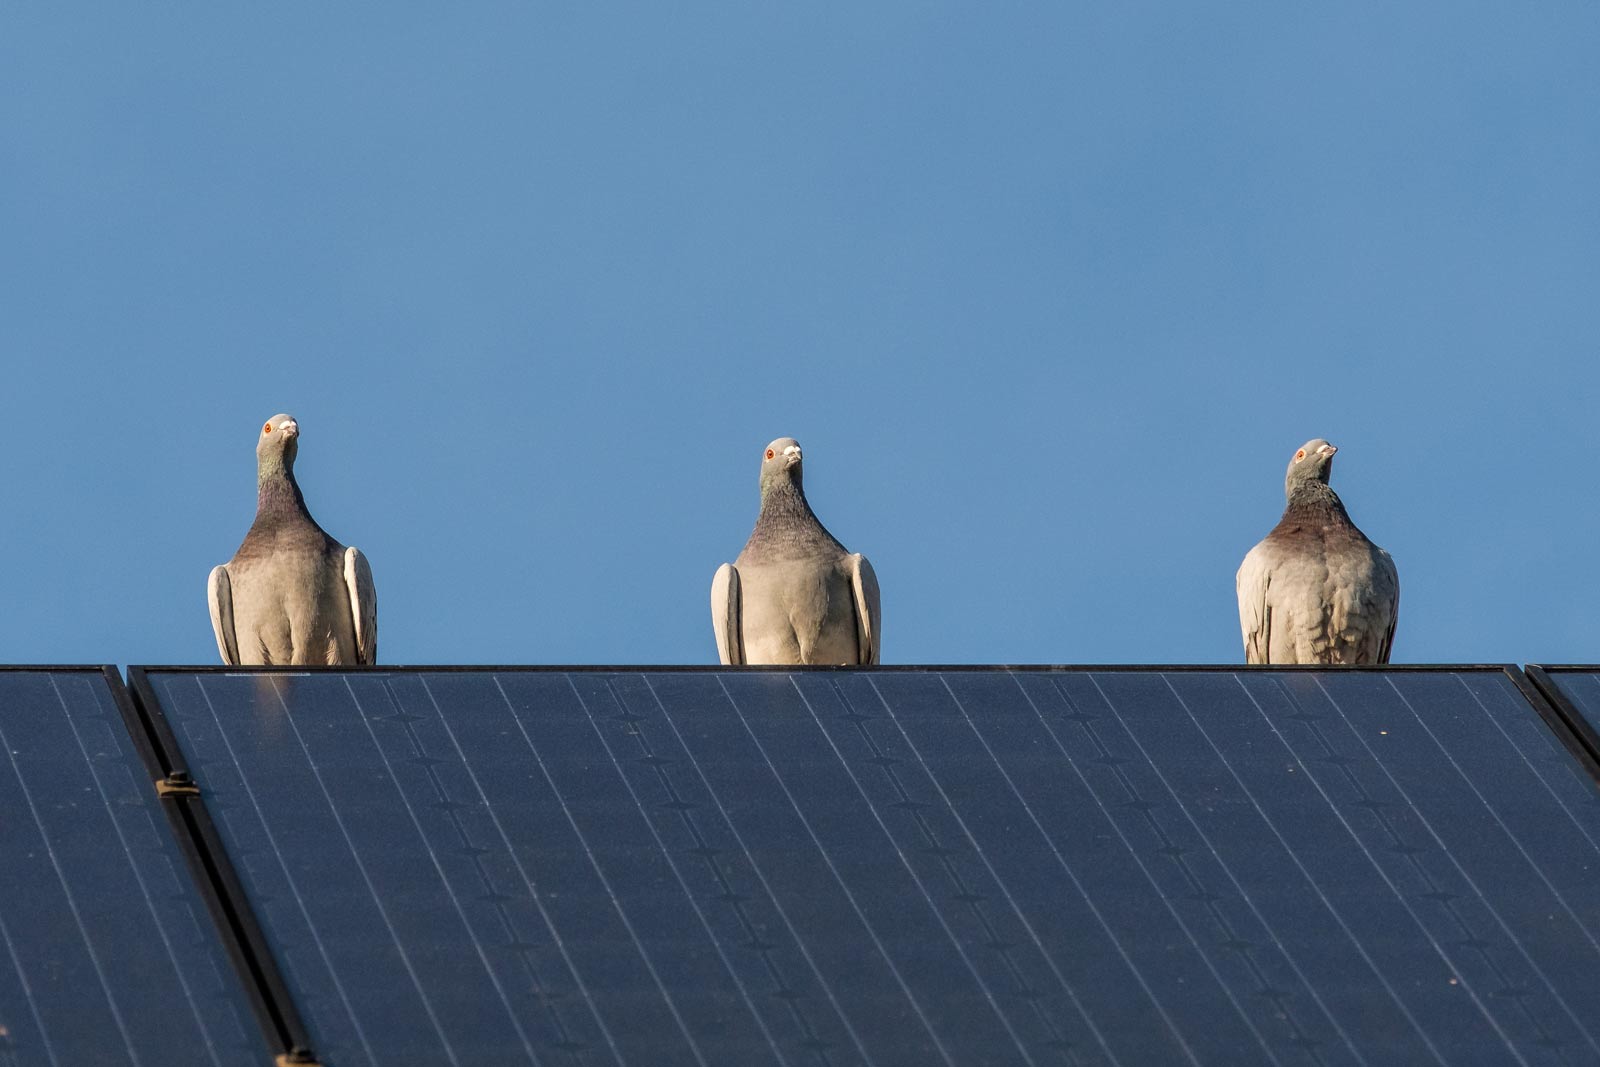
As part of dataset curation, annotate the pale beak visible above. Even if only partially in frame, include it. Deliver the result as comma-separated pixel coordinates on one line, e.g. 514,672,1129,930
1317,443,1337,457
280,420,299,438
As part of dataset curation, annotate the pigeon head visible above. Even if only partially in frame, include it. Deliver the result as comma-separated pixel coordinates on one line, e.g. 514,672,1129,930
256,413,301,478
759,437,804,496
1284,438,1337,498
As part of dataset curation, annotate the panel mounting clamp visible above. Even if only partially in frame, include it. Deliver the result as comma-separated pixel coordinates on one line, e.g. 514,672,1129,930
274,1050,323,1067
155,770,200,797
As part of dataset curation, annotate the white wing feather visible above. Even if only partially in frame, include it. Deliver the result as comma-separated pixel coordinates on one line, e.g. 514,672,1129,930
207,565,240,666
847,554,881,665
344,547,378,665
710,564,744,665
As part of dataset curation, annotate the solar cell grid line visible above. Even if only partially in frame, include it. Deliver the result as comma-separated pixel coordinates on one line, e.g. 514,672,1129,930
437,671,777,1065
178,673,406,1064
629,671,962,1067
339,676,545,1060
173,670,611,1065
864,671,1301,1066
1127,672,1501,1060
1366,676,1600,1029
618,672,878,1064
1156,672,1495,1055
553,675,785,1062
703,673,1008,1066
1043,672,1379,1062
1290,672,1600,1057
1386,675,1600,1040
1191,670,1595,1060
275,678,471,1063
786,674,1110,1064
946,672,1337,1060
1220,674,1478,1055
0,667,261,1067
399,673,631,1063
483,674,706,1064
1172,669,1600,1064
821,672,1191,1064
908,666,1600,1067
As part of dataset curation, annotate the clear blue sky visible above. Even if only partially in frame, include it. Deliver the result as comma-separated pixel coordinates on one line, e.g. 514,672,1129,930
2,4,1596,667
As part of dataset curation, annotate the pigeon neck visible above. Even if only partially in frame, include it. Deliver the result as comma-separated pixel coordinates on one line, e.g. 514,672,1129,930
256,462,311,521
759,474,814,522
1283,480,1349,522
745,476,845,559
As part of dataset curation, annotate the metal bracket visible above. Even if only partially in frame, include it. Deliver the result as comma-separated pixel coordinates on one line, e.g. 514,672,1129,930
155,770,200,797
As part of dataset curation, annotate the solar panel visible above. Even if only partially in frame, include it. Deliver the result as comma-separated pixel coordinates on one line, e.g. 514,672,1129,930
0,668,262,1066
132,667,1600,1066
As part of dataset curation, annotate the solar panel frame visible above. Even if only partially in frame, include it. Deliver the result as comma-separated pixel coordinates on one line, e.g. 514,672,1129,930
0,665,267,1065
1522,666,1600,786
124,665,324,1064
127,662,1600,1067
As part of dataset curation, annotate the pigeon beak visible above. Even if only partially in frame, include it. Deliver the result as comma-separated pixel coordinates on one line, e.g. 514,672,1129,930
783,446,802,467
280,420,299,439
1317,444,1337,458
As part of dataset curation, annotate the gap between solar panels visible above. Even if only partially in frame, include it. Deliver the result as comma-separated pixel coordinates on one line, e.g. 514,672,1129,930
1524,666,1600,785
122,667,325,1067
0,667,266,1065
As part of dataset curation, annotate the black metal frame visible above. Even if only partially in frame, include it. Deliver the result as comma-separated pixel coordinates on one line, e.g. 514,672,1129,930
123,667,321,1066
129,662,1520,674
1522,666,1600,787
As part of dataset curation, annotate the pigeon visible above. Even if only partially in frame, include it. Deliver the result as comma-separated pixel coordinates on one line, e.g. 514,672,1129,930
207,414,377,665
711,438,881,665
1235,439,1398,665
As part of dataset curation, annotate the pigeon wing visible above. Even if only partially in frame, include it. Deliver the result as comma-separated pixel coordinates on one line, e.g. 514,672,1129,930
1373,548,1400,664
1235,541,1274,665
847,554,881,665
344,547,378,665
208,564,240,666
710,564,744,665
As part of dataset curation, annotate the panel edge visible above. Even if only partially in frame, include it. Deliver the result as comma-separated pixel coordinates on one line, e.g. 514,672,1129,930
1514,666,1600,789
122,668,322,1063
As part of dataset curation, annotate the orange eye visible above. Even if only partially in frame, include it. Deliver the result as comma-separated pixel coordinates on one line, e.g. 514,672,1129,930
264,421,275,434
765,448,775,460
1295,449,1305,460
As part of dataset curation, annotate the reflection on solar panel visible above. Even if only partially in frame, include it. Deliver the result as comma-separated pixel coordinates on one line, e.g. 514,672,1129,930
0,668,261,1066
133,667,1600,1066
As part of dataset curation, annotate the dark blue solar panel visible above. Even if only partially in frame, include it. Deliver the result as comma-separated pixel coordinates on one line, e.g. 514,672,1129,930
0,669,261,1066
136,667,1600,1066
